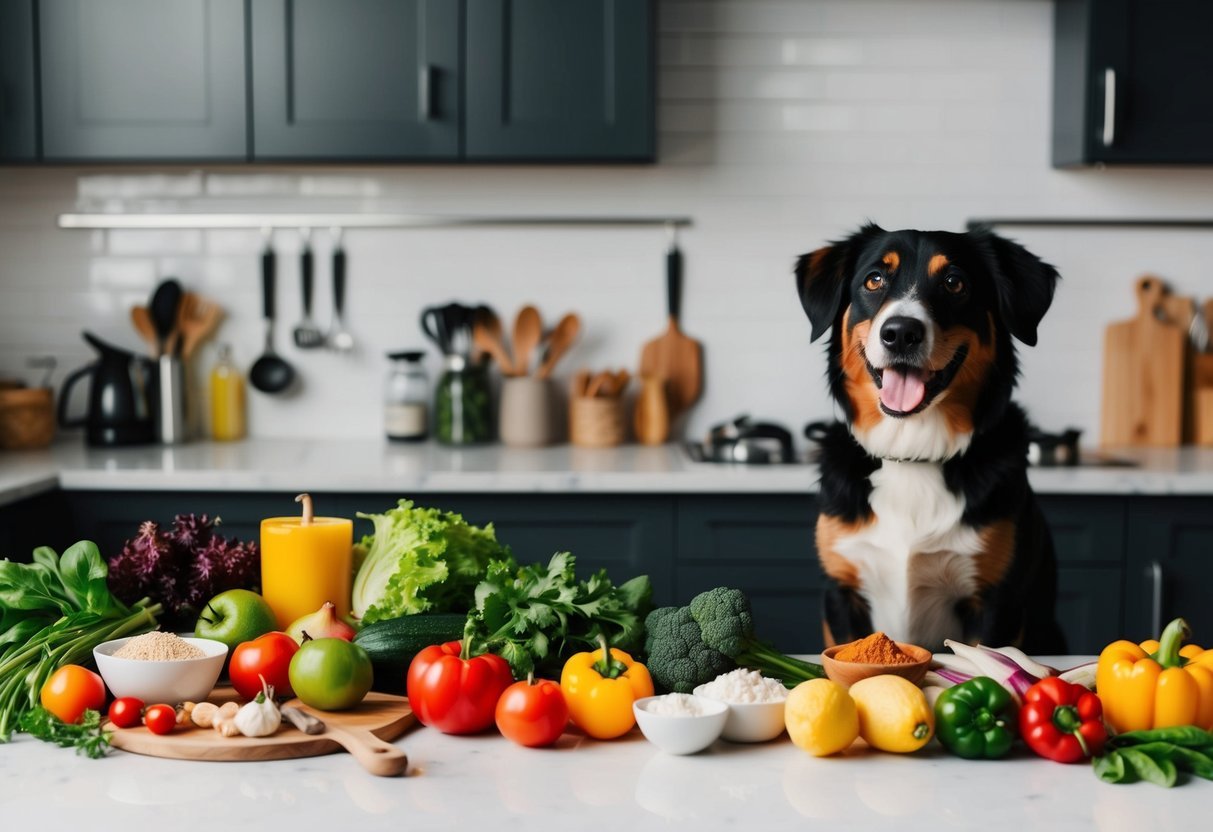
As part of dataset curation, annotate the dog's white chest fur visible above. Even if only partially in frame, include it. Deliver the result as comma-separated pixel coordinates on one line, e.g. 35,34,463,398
833,460,982,647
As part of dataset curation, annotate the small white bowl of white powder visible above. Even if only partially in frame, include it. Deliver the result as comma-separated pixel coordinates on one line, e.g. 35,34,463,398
693,668,789,743
633,693,728,755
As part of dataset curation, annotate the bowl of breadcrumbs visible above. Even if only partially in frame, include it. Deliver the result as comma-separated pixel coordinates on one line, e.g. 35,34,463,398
94,631,228,704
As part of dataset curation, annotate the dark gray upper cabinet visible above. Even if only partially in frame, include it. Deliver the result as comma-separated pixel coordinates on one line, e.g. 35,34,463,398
465,0,654,161
250,0,460,160
38,0,247,161
0,0,38,160
1053,0,1213,166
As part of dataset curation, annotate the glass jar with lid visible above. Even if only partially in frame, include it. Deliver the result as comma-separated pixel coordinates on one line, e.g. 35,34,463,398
434,355,492,445
384,350,429,442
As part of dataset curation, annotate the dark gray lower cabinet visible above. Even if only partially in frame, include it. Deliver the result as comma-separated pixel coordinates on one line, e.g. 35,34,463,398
39,0,248,160
1124,497,1213,642
0,0,38,159
249,0,461,160
464,0,654,160
28,488,1208,657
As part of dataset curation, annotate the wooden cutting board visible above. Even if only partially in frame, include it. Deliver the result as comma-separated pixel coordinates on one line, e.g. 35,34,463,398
1101,276,1186,446
107,688,416,777
639,245,702,418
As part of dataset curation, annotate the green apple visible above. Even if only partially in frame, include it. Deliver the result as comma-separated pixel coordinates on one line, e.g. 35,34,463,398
289,638,373,711
194,589,278,652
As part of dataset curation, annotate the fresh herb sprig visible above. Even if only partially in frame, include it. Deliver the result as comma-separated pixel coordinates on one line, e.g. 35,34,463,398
465,551,652,678
18,706,111,759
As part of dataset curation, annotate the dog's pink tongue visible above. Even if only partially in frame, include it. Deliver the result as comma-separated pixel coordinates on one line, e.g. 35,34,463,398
880,368,926,412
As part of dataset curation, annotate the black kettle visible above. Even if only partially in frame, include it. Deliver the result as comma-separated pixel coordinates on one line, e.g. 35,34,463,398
58,332,155,446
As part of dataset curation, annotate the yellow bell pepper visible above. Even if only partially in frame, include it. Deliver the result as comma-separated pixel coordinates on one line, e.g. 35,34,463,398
560,635,654,740
1096,618,1213,733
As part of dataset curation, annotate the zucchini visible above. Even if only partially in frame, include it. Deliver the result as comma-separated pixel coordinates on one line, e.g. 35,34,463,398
355,613,468,692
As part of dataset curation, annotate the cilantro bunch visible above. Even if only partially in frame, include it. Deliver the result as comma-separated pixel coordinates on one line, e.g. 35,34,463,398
465,552,652,678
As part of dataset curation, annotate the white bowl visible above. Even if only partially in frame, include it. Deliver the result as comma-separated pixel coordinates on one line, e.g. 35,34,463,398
692,684,788,743
94,635,228,704
633,695,728,755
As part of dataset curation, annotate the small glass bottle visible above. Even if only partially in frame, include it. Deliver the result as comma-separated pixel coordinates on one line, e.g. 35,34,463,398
385,351,429,441
209,344,246,441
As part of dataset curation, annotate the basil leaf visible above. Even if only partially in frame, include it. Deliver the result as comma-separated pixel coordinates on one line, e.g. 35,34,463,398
58,541,118,614
0,561,72,613
1168,746,1213,780
1111,726,1213,749
1094,751,1130,783
1120,747,1178,788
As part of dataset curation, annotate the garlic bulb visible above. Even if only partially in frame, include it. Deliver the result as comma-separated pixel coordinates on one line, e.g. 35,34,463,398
234,679,281,738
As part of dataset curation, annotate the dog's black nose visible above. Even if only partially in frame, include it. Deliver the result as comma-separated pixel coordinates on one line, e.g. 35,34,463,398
880,316,926,354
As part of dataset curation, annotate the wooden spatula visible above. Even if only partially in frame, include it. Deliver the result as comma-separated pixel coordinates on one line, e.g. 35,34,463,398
639,242,702,418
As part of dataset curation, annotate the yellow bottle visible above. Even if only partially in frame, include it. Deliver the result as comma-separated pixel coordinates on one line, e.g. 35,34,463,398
261,495,353,629
210,344,246,441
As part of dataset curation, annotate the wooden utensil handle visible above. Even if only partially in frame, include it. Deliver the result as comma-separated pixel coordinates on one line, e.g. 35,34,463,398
322,723,408,777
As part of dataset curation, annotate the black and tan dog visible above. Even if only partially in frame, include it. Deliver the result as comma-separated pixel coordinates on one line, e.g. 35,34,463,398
795,223,1066,652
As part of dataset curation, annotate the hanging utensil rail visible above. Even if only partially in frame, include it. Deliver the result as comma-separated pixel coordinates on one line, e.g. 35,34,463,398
57,213,693,230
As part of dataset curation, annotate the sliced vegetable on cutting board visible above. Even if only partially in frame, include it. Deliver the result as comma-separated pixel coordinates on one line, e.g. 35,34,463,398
1101,276,1185,446
639,240,702,419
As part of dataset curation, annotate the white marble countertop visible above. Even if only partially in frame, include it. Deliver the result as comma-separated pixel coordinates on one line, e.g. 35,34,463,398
4,439,1213,507
0,657,1205,831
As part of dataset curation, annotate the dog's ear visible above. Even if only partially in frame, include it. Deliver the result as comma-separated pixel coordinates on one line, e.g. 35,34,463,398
795,223,884,342
973,228,1060,347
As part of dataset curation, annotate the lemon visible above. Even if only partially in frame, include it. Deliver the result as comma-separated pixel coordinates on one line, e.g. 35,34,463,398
784,678,859,756
848,675,934,753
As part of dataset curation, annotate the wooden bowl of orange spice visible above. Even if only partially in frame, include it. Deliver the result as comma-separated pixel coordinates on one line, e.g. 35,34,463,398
821,632,932,689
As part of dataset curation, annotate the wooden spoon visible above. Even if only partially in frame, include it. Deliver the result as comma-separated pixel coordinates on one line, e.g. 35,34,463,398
473,312,515,375
177,293,225,361
512,306,542,376
572,369,591,398
536,313,581,379
130,306,159,356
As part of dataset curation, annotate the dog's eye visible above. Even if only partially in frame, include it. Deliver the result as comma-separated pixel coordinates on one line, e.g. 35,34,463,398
864,272,884,291
943,274,965,295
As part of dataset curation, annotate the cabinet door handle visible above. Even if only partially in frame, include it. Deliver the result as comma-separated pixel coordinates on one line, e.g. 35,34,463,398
1102,67,1117,147
419,65,435,121
1148,559,1163,635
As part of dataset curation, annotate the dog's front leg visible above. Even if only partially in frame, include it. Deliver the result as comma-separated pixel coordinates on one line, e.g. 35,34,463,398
822,580,874,648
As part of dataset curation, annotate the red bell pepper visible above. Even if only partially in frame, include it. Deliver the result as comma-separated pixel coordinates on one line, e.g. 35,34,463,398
406,639,514,735
1019,676,1107,763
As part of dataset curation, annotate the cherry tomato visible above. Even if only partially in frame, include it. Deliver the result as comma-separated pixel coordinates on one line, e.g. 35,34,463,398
40,665,106,724
143,704,177,735
407,641,513,734
495,677,569,748
107,696,145,729
229,631,298,700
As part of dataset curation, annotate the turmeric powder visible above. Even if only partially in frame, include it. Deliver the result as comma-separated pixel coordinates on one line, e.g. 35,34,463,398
836,632,915,664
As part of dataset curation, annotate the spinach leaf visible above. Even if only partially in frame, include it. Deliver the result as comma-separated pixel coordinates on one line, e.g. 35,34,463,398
1094,751,1129,784
59,541,123,615
1120,747,1178,788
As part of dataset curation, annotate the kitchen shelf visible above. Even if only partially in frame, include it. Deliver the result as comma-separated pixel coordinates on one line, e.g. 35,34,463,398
968,218,1213,230
56,213,693,231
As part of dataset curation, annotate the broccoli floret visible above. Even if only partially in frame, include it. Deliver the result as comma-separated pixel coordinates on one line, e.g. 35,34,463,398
687,587,823,688
643,606,735,693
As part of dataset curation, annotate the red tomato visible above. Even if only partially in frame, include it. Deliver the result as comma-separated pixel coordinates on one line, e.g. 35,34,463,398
495,677,569,748
406,641,513,734
40,665,106,724
107,696,145,729
230,631,298,700
143,704,176,735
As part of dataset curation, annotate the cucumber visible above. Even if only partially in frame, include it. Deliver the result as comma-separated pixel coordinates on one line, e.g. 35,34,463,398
355,613,468,693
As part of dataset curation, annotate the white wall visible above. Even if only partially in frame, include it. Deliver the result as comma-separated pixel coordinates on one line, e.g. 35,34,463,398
4,0,1213,445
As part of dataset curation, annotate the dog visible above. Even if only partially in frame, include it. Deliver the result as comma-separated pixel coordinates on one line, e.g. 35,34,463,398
795,223,1066,653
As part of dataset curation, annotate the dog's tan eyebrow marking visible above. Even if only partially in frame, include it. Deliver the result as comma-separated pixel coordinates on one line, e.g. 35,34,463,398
881,251,900,272
928,253,949,277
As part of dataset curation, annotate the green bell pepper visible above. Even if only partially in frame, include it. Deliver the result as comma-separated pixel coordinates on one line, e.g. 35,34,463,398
934,676,1016,759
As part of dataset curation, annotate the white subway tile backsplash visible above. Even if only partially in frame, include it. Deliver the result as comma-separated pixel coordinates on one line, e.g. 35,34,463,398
3,0,1213,443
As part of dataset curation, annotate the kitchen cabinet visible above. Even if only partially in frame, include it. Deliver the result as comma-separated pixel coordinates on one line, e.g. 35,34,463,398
1124,497,1213,642
249,0,460,160
675,495,823,653
38,0,247,161
1039,496,1128,653
1053,0,1213,166
463,0,655,161
38,488,1179,655
0,0,38,160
